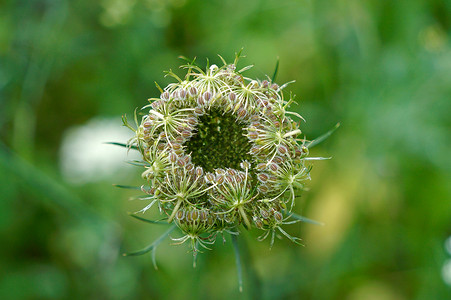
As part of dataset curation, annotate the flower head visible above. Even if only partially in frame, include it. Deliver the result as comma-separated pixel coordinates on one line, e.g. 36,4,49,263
123,53,324,255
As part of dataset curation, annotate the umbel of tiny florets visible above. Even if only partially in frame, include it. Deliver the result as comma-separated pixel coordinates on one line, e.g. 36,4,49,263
123,53,324,256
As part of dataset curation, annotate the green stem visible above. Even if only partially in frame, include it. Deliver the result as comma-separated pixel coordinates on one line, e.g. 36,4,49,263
168,198,183,223
238,205,251,229
231,234,243,292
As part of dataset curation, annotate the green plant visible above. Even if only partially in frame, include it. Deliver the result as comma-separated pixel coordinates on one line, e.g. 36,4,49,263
116,52,337,289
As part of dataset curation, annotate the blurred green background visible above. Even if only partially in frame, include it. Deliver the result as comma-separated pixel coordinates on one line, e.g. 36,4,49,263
1,0,450,299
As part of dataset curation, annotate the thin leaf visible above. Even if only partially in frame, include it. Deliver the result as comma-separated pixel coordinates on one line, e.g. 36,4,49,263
128,194,156,200
113,184,141,190
128,213,169,225
304,157,331,161
237,65,254,74
154,81,163,93
104,142,138,150
180,59,201,70
178,55,192,63
284,210,324,226
217,54,227,66
122,114,136,132
231,234,244,293
179,56,199,80
277,227,304,246
164,69,182,82
234,48,245,66
307,122,340,148
271,57,279,82
279,80,296,91
123,224,176,256
126,160,149,167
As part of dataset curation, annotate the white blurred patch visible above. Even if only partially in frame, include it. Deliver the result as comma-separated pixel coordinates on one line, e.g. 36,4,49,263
442,259,451,286
60,117,140,184
445,236,451,256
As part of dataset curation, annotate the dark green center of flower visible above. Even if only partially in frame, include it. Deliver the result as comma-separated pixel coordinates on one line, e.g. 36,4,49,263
185,109,252,172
